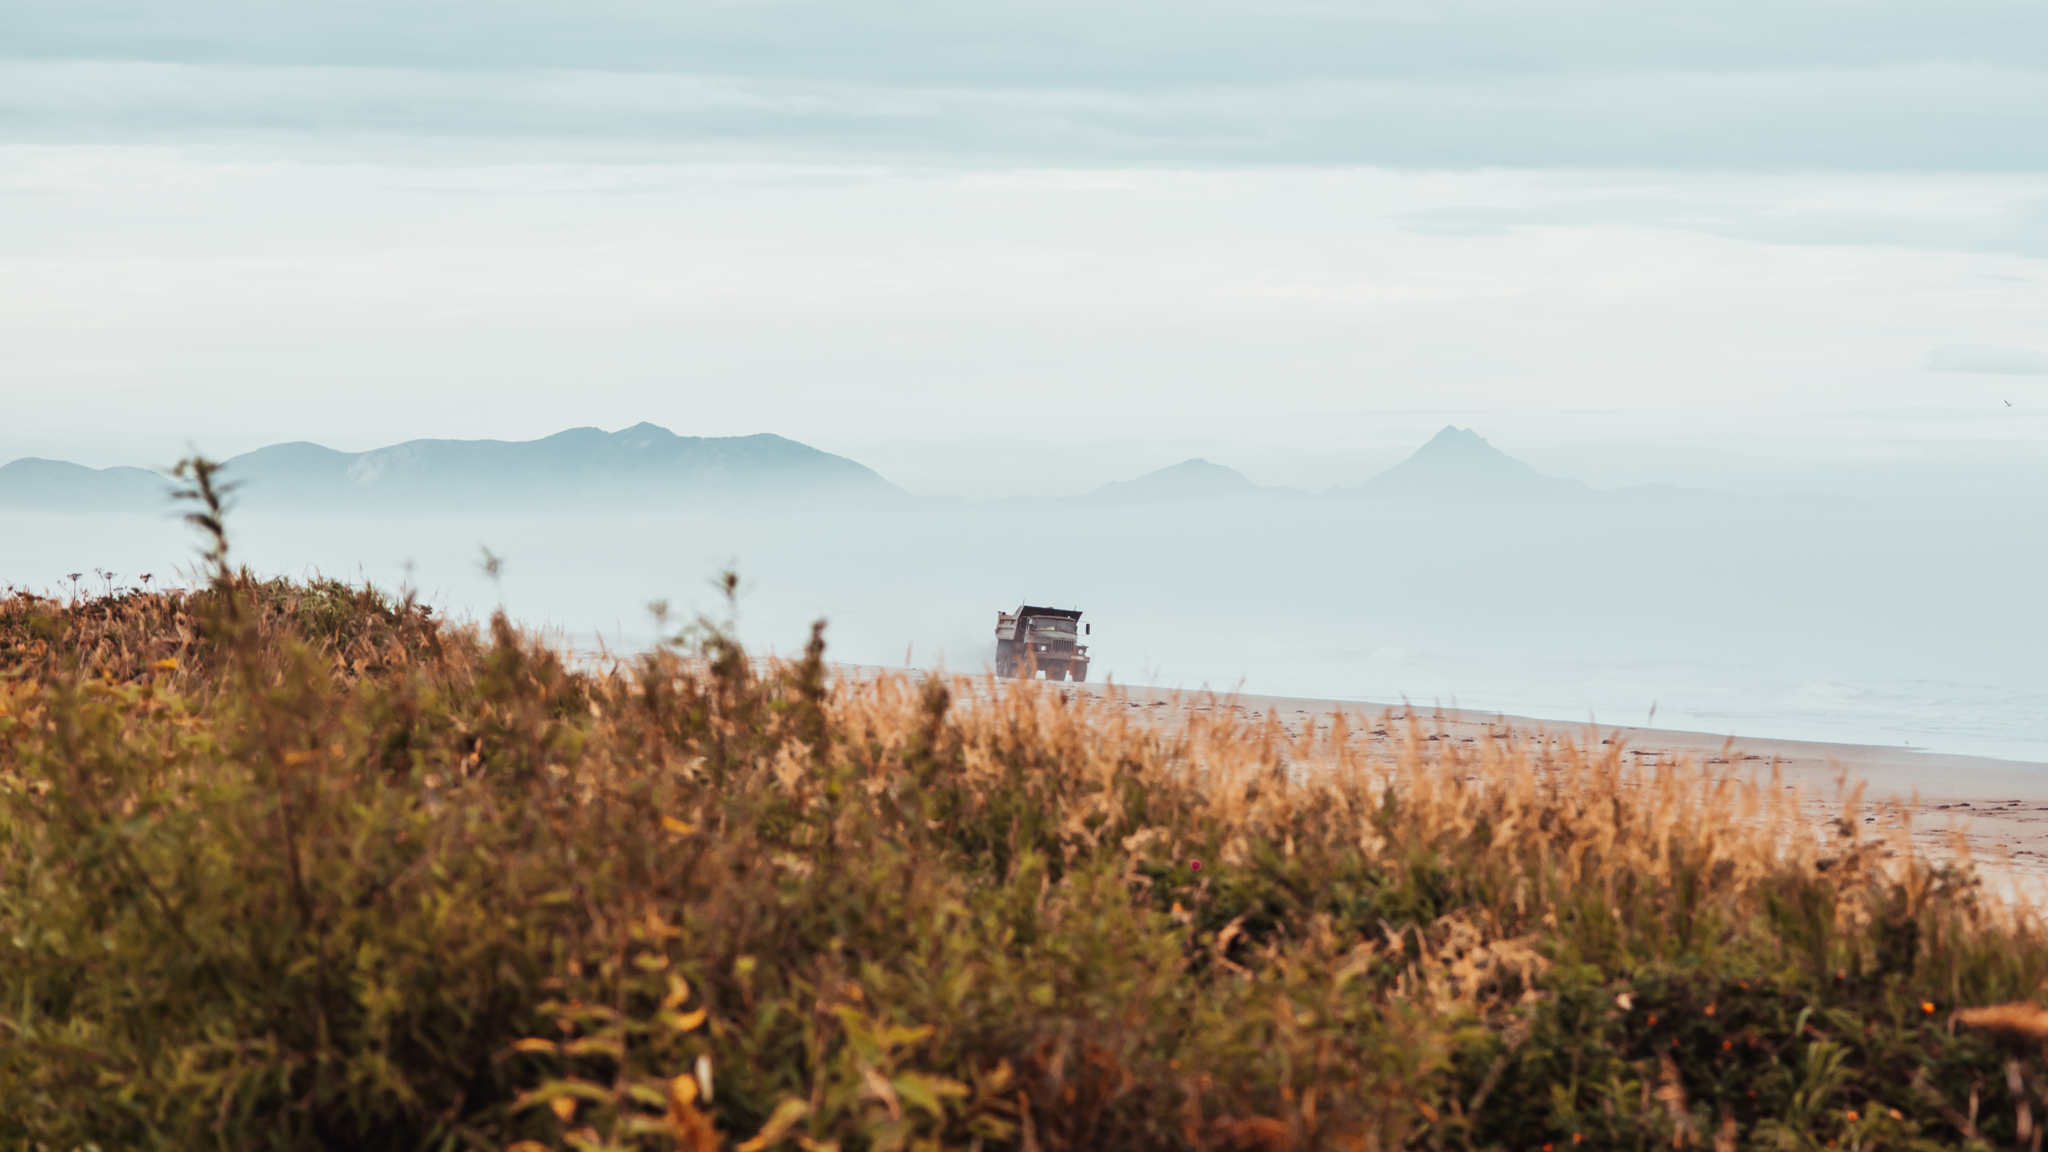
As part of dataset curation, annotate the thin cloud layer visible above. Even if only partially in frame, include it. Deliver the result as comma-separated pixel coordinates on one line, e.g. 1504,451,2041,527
3,0,2047,169
8,0,2044,84
1927,343,2048,374
1397,184,2048,260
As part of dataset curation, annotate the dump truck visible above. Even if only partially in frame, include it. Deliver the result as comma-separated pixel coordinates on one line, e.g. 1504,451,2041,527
995,605,1091,682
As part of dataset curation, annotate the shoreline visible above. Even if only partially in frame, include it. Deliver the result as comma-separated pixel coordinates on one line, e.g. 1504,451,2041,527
1131,682,2048,886
856,665,2048,885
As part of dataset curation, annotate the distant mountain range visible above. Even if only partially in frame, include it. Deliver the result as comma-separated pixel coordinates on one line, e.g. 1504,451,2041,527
224,423,898,508
0,423,898,512
1,421,1720,513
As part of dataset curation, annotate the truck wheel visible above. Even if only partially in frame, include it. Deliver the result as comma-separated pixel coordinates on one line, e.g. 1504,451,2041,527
1072,665,1088,683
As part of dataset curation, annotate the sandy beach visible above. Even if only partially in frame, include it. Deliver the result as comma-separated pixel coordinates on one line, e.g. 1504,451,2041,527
905,667,2048,886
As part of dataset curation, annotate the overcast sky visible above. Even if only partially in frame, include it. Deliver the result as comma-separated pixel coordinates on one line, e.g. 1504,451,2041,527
4,0,2047,495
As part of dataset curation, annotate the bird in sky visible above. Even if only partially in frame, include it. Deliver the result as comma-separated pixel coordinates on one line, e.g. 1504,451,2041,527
2006,400,2015,407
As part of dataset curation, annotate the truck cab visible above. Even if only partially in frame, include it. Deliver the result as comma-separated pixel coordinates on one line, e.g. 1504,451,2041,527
995,605,1089,682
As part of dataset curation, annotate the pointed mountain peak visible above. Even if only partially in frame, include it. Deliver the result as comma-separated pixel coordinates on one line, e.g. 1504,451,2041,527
1353,427,1586,500
1416,425,1503,455
1146,458,1250,483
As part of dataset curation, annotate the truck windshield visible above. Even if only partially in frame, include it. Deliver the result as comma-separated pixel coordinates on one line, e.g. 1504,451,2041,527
1030,619,1076,634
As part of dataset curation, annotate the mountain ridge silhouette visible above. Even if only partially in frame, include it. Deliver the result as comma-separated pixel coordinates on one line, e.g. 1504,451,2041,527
0,423,898,511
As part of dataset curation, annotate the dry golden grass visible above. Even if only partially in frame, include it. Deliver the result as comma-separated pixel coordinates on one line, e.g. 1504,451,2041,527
1955,1002,2048,1045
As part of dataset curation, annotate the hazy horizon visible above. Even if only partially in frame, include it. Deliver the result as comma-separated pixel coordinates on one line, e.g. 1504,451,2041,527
5,0,2044,760
9,407,2048,506
7,419,2044,762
